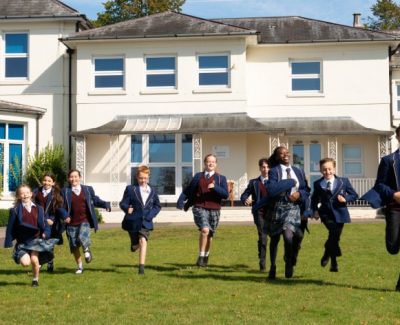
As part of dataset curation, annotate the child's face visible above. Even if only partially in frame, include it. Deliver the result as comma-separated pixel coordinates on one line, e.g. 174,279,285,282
204,156,217,172
137,172,149,187
277,148,290,166
259,162,269,178
68,171,81,187
321,161,336,179
42,176,55,190
18,186,32,204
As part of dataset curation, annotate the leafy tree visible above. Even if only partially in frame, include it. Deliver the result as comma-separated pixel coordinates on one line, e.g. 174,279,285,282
366,0,400,30
93,0,186,27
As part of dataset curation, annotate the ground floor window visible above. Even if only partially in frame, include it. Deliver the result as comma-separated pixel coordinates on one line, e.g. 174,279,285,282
130,133,193,196
0,123,24,192
343,144,363,177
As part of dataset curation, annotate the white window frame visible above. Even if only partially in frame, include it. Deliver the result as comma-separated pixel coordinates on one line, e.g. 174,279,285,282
145,54,177,89
4,32,29,80
395,82,400,115
289,59,322,94
92,56,125,90
197,53,230,88
342,144,363,177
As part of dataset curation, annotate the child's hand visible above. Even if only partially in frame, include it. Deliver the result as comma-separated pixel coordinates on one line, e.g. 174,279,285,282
47,219,54,226
394,192,400,204
65,217,71,224
128,207,134,214
42,233,46,239
208,182,215,189
245,198,253,206
289,192,300,202
337,195,346,203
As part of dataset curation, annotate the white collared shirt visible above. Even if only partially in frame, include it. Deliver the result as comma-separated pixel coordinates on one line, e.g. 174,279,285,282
204,171,215,179
322,177,336,191
23,201,36,213
72,186,81,196
42,187,51,197
140,185,151,204
280,164,299,194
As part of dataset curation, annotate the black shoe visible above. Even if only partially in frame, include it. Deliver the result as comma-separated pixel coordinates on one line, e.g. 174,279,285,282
330,263,338,272
32,280,39,287
138,264,145,275
320,253,329,267
203,256,209,267
47,261,54,273
84,249,92,263
196,256,205,267
285,262,293,278
268,265,276,279
259,260,266,272
396,277,400,291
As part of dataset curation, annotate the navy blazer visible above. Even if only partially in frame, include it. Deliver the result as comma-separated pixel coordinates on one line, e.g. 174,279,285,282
4,203,50,248
177,172,229,210
120,185,161,231
311,176,358,223
62,185,110,232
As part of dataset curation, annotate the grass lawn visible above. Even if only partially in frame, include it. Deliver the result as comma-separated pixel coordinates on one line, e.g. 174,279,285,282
0,222,399,324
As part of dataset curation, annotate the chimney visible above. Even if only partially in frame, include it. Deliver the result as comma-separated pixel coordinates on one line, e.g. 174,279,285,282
353,13,362,27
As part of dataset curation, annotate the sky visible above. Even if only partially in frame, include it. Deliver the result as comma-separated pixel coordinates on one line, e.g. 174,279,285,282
62,0,378,27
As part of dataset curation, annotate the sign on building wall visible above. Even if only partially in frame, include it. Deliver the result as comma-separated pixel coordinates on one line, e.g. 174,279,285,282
212,145,230,159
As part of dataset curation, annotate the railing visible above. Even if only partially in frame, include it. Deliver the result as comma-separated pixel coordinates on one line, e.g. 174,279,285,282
348,177,375,207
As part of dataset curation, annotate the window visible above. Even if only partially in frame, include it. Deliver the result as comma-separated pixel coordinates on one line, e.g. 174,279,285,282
146,56,176,88
198,54,230,87
5,33,28,78
93,57,124,89
396,84,400,112
343,145,363,177
130,133,193,196
290,61,321,92
0,123,24,192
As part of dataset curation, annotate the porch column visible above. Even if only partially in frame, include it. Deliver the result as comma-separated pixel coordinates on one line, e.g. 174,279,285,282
378,135,391,161
328,137,337,160
109,135,120,207
75,136,86,182
193,133,202,173
269,133,286,155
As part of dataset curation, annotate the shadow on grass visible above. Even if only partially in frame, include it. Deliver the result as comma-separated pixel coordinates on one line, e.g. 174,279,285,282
165,263,251,273
0,269,30,275
0,281,29,287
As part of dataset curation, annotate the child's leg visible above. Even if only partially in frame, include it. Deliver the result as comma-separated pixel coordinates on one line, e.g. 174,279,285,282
283,228,294,278
139,236,147,265
268,234,280,279
199,227,210,253
19,253,32,267
72,247,82,266
30,251,40,280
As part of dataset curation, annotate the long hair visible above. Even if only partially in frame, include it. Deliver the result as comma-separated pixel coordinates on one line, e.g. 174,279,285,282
268,146,286,168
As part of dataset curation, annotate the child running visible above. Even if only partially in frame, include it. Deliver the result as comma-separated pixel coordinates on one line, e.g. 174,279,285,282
4,184,58,287
62,169,111,274
120,166,161,275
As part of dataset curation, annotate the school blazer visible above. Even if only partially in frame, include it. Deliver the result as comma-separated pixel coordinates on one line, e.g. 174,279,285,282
4,203,50,248
61,185,110,232
119,185,161,231
311,176,358,224
242,177,296,216
177,172,229,210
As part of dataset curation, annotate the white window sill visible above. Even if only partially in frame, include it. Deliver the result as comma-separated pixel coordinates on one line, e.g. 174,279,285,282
0,79,31,85
140,89,178,95
192,88,232,94
287,92,324,98
88,90,126,96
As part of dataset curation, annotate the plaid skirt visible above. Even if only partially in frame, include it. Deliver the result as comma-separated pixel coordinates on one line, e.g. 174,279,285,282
13,238,59,265
193,206,220,236
66,223,91,252
265,199,301,236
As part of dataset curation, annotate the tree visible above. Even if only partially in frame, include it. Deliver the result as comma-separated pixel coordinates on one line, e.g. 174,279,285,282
93,0,186,27
366,0,400,30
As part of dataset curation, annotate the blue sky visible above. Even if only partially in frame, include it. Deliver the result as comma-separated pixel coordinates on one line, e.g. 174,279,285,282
62,0,378,26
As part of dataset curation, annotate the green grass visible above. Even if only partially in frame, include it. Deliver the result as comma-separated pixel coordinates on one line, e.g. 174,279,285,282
0,222,399,324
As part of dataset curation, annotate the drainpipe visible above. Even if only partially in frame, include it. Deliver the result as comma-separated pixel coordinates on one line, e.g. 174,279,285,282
66,46,74,169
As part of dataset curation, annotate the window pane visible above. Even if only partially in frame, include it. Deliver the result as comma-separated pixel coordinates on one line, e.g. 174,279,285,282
6,34,28,53
131,135,142,163
6,58,28,78
397,84,400,96
9,143,22,191
182,134,192,162
147,57,175,70
150,167,175,195
95,58,123,71
0,143,3,179
292,62,320,74
344,162,362,175
95,75,123,88
182,166,193,189
292,144,304,170
199,72,228,86
397,100,400,112
0,124,5,139
310,174,320,191
147,74,175,87
310,143,321,172
292,78,320,91
149,134,175,163
344,146,361,159
8,124,24,140
199,56,228,69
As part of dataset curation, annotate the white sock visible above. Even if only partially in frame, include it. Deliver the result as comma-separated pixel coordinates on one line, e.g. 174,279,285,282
32,277,38,281
78,262,83,269
205,252,210,257
199,251,205,257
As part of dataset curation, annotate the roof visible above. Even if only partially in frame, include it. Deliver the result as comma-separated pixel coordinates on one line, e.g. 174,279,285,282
0,0,91,29
0,100,46,116
61,11,257,42
70,113,273,136
214,16,399,43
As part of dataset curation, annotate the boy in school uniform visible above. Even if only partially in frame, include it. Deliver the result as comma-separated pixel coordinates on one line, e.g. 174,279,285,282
177,154,228,267
311,158,358,272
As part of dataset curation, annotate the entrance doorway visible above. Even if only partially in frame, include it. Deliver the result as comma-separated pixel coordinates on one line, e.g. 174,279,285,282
291,142,322,189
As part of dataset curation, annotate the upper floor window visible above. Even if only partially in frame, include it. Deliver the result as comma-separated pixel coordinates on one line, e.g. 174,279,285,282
146,56,176,88
198,54,230,87
93,57,124,89
290,60,322,93
396,84,400,112
5,33,28,78
343,144,363,177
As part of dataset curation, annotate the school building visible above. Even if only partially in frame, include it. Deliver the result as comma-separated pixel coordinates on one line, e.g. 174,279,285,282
0,1,399,211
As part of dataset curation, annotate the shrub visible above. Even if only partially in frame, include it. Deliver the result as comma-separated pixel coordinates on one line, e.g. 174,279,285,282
95,208,104,224
0,209,9,227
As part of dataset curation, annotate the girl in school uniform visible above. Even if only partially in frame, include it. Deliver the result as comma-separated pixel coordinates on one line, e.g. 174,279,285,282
120,165,161,275
4,184,58,287
311,158,358,272
62,169,111,274
33,172,66,272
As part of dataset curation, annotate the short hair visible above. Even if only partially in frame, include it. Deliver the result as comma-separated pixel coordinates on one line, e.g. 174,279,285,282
67,169,81,178
204,154,217,164
319,157,336,168
136,165,150,176
396,124,400,137
258,158,269,167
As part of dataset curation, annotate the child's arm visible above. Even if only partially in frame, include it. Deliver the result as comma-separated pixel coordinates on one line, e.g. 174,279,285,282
212,175,229,199
144,192,161,222
240,181,253,206
88,186,111,211
338,178,358,203
4,208,17,248
119,186,132,214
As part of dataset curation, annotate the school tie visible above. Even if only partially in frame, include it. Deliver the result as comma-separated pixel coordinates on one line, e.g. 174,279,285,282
205,173,210,179
286,168,291,179
327,181,332,192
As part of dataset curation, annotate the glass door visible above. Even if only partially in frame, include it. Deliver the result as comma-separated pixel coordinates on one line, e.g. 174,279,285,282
292,142,321,189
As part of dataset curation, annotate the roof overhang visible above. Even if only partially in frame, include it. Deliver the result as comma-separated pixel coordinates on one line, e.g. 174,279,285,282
0,100,46,117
